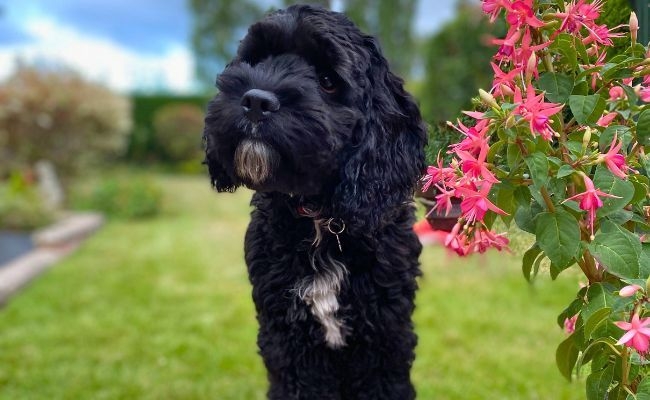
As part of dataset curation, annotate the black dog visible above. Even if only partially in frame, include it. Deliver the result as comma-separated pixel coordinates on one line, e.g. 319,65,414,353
203,5,426,399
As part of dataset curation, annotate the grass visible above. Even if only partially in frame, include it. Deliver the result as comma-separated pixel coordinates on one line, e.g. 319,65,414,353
0,171,584,399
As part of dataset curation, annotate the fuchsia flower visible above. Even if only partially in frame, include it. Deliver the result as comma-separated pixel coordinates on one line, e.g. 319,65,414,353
564,315,578,334
455,182,508,224
596,111,617,127
598,133,635,179
505,0,545,29
481,0,510,23
490,62,521,97
583,24,624,47
563,174,621,239
609,86,626,101
449,118,491,156
493,27,522,60
421,156,456,192
555,0,604,34
615,313,650,354
514,85,563,141
456,144,500,184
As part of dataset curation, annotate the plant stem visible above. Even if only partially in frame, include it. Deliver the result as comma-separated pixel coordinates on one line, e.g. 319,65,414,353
621,345,630,390
540,186,556,213
582,250,601,284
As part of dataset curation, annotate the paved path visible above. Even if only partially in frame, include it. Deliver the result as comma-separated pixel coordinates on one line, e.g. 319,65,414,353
0,213,104,305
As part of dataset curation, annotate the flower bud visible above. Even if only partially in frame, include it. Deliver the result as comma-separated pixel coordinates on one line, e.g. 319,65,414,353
525,52,537,80
630,12,639,44
582,127,592,149
620,284,642,297
479,88,499,109
499,83,514,97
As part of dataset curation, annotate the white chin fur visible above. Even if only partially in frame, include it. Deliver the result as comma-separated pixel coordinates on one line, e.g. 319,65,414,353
234,140,273,185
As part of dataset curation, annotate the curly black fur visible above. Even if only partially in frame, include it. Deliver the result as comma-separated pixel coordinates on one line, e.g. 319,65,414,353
203,5,426,399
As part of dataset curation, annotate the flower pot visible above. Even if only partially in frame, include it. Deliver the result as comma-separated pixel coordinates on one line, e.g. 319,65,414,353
416,185,462,233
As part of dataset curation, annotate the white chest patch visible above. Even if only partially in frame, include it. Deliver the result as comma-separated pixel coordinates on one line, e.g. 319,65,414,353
293,227,348,348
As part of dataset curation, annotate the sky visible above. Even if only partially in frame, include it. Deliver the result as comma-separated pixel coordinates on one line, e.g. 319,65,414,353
0,0,461,94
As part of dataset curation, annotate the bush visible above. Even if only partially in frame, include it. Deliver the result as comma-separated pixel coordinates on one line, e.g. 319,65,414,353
0,173,53,230
127,94,208,162
0,64,131,183
77,176,163,220
152,104,204,164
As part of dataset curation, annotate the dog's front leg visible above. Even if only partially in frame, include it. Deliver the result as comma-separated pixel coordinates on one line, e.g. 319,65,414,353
257,318,343,400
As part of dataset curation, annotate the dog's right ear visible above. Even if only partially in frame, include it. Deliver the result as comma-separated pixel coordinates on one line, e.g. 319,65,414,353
203,129,239,193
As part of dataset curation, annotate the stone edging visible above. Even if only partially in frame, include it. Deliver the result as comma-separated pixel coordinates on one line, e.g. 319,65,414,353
0,212,104,305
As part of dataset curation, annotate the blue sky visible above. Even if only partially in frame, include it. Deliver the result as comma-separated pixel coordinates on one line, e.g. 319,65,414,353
0,0,462,93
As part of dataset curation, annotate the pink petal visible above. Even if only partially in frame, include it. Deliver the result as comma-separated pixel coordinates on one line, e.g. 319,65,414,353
617,329,636,345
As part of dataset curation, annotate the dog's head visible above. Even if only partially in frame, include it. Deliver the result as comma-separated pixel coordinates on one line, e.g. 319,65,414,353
204,5,426,230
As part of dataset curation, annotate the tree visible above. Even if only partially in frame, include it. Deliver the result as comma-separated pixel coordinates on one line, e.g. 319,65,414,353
188,0,417,88
189,0,266,87
417,1,504,124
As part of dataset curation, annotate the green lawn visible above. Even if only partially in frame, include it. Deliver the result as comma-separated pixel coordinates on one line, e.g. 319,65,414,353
0,172,584,399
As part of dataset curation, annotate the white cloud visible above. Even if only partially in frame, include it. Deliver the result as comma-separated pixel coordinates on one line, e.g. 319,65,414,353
0,17,197,94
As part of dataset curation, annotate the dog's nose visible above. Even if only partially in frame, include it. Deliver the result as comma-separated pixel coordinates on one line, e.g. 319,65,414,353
241,89,280,122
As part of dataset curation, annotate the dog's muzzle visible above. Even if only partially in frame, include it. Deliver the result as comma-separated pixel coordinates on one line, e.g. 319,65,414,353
234,139,279,186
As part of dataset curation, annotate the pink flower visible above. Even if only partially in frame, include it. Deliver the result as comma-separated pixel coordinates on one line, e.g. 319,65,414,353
564,315,578,334
490,62,521,98
456,144,499,184
563,174,621,239
598,133,634,179
449,118,491,156
619,285,643,297
492,27,522,60
473,227,510,253
640,87,650,103
481,0,510,23
505,0,545,29
555,0,604,34
609,86,625,101
514,85,563,141
422,156,456,192
596,111,617,127
511,29,551,68
615,313,650,354
582,24,624,47
455,182,508,224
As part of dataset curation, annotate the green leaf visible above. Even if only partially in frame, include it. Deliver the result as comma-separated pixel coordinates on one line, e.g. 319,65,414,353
630,175,650,205
556,164,575,179
622,84,638,105
593,166,635,218
636,376,650,400
515,205,536,234
538,72,574,103
583,307,611,340
535,210,581,269
598,125,631,151
586,365,614,400
506,142,522,171
589,221,642,281
525,152,550,187
572,80,589,96
522,244,543,282
637,109,650,146
581,283,618,324
556,334,579,382
569,95,606,126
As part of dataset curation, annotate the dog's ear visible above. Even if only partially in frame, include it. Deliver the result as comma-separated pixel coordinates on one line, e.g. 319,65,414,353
333,36,427,234
203,128,239,193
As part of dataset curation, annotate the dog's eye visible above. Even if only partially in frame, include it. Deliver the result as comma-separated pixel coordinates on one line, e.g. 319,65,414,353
318,73,337,94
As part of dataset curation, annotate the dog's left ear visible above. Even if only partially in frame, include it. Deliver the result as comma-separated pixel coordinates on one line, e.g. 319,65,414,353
333,36,427,234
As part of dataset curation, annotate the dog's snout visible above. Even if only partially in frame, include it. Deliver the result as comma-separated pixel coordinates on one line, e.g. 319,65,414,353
241,89,280,122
